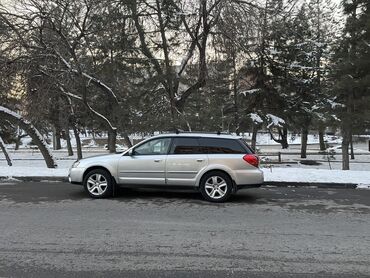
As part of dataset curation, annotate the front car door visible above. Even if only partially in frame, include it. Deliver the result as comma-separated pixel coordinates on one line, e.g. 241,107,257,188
118,137,171,185
166,137,208,186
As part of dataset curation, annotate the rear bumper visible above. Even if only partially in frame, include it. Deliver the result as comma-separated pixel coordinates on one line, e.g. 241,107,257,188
233,168,264,185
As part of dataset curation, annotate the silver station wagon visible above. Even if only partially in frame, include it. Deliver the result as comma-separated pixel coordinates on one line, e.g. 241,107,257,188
69,133,264,202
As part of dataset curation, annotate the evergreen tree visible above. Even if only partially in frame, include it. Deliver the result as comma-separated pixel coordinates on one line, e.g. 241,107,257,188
332,0,370,169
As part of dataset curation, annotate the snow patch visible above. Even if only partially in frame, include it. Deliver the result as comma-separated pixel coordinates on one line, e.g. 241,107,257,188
240,89,260,96
356,184,370,189
263,168,370,185
0,166,68,178
248,113,263,124
266,114,285,128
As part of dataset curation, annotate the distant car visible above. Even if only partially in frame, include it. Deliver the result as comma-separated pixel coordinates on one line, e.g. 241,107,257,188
69,133,264,202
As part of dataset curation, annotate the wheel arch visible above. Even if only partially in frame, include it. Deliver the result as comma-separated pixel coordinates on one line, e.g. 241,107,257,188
83,166,117,184
197,168,237,192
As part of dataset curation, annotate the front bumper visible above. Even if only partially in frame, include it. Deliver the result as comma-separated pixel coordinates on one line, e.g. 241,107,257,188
68,167,86,184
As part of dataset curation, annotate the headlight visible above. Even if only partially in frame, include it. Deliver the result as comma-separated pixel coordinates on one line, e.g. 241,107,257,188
71,161,80,168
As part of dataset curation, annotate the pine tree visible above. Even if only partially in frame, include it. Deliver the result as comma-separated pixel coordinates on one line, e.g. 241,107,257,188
333,0,370,170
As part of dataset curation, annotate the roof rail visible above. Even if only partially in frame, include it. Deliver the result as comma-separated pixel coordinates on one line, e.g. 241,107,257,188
166,130,232,136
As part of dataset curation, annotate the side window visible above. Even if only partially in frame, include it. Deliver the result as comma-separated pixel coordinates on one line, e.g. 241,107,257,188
170,138,204,154
199,138,247,154
133,138,171,155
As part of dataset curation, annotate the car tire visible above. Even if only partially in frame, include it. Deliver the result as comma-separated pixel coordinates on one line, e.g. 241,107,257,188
199,171,233,202
83,169,113,198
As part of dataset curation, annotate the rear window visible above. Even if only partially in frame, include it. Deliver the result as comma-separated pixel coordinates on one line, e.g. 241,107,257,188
199,138,250,154
238,139,254,153
170,137,204,154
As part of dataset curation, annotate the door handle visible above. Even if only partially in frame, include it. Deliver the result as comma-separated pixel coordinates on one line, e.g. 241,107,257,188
196,159,204,162
154,159,162,162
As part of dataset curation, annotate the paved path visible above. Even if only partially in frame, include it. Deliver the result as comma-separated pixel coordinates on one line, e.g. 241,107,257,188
0,181,370,277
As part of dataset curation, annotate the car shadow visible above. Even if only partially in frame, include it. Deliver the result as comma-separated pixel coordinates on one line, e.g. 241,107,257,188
0,181,262,205
110,187,261,205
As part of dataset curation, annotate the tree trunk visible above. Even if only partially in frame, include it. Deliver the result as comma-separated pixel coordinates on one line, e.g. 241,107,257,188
53,126,61,150
122,133,133,148
232,51,240,136
341,128,350,170
65,126,73,156
251,125,258,151
319,128,326,151
350,133,355,160
0,107,56,168
15,135,21,150
268,127,289,149
280,127,289,149
55,127,61,150
73,126,82,160
0,135,12,166
108,129,117,153
301,128,308,158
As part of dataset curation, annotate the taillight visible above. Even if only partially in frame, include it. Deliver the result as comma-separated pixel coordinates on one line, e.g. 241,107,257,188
243,154,259,168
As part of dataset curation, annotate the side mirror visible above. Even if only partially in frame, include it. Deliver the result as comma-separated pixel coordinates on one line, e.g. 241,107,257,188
128,149,134,156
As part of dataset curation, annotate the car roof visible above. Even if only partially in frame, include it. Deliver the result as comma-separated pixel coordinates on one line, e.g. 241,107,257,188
151,133,242,140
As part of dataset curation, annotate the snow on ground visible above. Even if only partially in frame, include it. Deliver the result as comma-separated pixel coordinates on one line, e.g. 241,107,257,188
0,166,68,178
262,167,370,185
357,184,370,189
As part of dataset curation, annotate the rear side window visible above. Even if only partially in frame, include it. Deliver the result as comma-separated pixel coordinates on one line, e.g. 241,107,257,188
238,139,254,153
199,138,249,154
170,137,204,154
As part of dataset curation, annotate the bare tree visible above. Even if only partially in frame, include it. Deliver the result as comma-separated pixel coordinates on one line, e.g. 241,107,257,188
0,0,129,152
0,134,12,166
128,0,223,128
0,106,56,168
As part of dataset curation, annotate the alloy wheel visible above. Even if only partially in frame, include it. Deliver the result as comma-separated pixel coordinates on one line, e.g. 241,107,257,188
86,174,108,196
204,176,228,199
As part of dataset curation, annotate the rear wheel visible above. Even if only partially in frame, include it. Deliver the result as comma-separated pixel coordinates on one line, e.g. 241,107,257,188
199,171,233,202
83,169,113,198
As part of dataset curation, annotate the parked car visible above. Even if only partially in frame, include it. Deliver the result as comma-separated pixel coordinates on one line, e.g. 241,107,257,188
68,133,264,202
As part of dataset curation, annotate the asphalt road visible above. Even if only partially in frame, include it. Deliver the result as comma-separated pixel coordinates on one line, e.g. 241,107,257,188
0,181,370,278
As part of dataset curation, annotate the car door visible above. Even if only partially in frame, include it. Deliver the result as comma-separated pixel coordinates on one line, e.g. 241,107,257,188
166,137,208,186
118,137,171,185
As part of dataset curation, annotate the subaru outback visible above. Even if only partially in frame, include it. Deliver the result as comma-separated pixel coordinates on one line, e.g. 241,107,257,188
68,133,264,202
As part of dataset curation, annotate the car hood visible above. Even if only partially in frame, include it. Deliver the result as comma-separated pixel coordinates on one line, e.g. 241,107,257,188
77,153,123,165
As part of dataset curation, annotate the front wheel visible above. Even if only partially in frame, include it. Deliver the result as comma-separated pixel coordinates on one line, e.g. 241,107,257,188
83,169,113,198
199,171,233,202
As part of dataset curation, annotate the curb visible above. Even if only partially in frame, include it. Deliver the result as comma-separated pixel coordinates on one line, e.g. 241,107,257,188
263,181,358,189
0,176,359,189
0,176,68,182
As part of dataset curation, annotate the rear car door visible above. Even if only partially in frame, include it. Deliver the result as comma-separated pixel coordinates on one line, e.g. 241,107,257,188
118,137,171,185
166,137,208,186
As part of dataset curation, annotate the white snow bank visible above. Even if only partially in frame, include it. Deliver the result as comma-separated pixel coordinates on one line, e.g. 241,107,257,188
356,184,370,189
0,166,68,178
263,168,370,185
